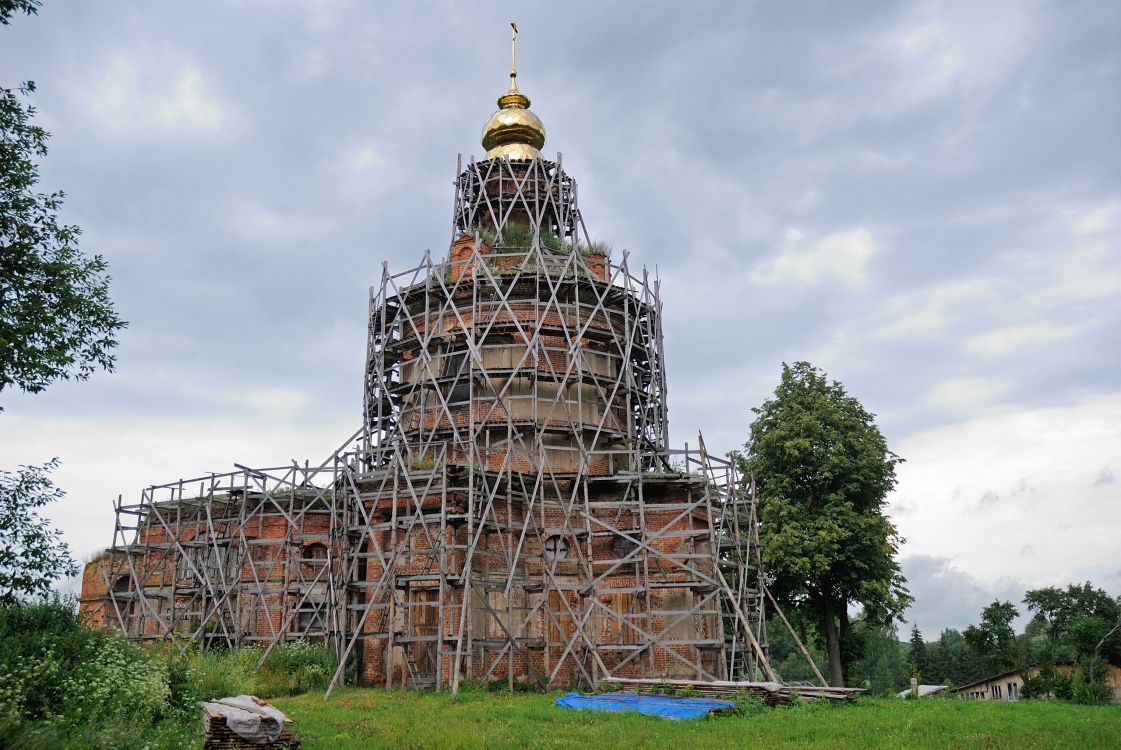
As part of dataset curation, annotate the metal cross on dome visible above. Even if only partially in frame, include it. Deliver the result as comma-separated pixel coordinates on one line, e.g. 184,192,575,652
510,21,518,88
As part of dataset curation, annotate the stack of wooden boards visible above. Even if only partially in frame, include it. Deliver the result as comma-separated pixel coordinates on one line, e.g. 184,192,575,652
201,696,300,749
608,677,863,705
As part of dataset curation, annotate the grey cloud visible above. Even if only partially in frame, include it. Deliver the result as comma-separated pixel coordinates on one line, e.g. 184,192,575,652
1094,467,1117,487
901,555,1028,635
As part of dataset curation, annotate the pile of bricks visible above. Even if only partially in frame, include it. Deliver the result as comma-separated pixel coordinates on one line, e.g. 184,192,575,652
201,700,300,750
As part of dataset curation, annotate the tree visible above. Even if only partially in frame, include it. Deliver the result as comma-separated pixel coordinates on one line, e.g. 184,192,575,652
0,1,121,602
1024,582,1121,668
1,1,41,26
2,2,126,403
907,625,928,680
1,80,126,402
926,627,981,686
739,361,911,686
1086,600,1121,689
1024,586,1066,665
1059,583,1121,663
847,617,909,695
0,459,77,604
964,600,1021,676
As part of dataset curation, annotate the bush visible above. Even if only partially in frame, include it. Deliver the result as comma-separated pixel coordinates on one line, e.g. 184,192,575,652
0,598,102,720
0,599,193,750
1020,669,1048,699
0,600,336,748
60,636,170,725
1072,660,1113,705
258,641,338,696
1052,671,1074,700
190,645,261,701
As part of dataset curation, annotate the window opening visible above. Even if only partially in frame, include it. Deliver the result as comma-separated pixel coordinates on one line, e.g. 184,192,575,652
543,535,568,562
611,534,638,558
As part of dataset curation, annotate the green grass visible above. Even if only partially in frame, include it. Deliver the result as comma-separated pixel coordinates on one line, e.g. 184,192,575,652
271,689,1121,749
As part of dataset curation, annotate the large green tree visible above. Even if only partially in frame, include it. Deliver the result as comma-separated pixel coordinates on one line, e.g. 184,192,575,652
739,361,911,686
1023,583,1121,667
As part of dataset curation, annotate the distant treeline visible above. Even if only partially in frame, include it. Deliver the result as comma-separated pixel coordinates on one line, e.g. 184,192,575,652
766,581,1121,700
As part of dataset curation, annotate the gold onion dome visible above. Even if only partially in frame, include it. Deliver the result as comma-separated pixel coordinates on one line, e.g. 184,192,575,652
481,23,546,160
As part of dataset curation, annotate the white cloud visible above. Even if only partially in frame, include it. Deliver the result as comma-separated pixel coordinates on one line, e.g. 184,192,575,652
895,22,967,96
891,394,1121,590
964,322,1083,357
228,201,332,246
0,414,350,564
158,67,224,130
1025,241,1121,309
924,377,1010,412
181,385,317,415
351,146,383,171
1073,202,1118,236
750,227,878,286
872,279,992,338
879,2,1035,111
89,57,225,132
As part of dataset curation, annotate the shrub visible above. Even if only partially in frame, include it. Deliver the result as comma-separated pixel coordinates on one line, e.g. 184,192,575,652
0,599,103,721
1020,668,1049,699
1052,670,1074,700
190,646,261,701
148,639,198,714
1071,660,1113,705
60,636,170,725
733,690,767,715
258,641,337,696
0,600,195,750
487,223,569,256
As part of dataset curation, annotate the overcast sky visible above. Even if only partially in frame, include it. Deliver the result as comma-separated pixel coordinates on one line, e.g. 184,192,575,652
1,1,1118,637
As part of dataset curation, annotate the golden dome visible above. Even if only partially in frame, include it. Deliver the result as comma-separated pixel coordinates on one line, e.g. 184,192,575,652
481,88,546,160
481,22,545,160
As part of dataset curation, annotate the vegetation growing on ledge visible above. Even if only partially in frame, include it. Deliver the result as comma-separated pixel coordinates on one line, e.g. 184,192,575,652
473,224,614,257
577,239,612,257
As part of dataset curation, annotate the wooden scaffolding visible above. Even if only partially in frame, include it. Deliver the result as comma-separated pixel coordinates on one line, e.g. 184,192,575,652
94,153,798,692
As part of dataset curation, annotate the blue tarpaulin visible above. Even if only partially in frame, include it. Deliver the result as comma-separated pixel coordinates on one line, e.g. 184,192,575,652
554,691,735,720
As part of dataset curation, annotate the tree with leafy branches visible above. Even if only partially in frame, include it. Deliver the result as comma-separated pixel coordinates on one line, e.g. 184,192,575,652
1,0,124,601
0,459,77,604
1,1,126,405
1024,585,1067,667
739,361,911,686
964,600,1021,676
